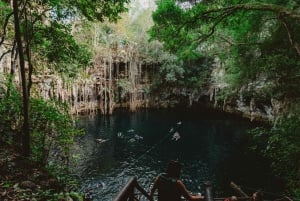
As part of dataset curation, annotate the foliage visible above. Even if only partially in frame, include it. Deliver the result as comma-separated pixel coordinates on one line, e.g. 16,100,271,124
0,1,13,43
0,1,11,27
149,0,192,56
89,6,167,64
150,0,300,97
30,98,84,165
46,162,82,193
0,76,22,145
1,92,84,198
148,1,216,101
32,22,92,77
150,51,213,102
67,0,130,22
32,189,84,201
0,76,83,165
49,191,83,201
249,105,300,197
117,79,133,99
158,54,184,82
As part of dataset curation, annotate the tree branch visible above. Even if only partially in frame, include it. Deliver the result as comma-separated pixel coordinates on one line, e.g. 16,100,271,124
24,0,34,96
10,40,17,76
182,3,300,55
198,3,300,21
280,17,300,56
193,7,238,44
0,49,11,61
215,33,261,46
0,12,13,47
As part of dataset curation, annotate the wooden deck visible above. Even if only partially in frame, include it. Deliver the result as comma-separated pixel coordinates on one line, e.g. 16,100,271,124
113,178,293,201
113,177,215,201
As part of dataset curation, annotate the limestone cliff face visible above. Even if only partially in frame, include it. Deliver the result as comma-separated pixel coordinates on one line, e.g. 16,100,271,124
0,46,285,121
0,46,155,115
32,59,155,115
205,60,285,122
0,47,11,74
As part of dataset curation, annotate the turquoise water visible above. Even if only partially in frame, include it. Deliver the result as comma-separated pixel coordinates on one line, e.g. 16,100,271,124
73,107,282,201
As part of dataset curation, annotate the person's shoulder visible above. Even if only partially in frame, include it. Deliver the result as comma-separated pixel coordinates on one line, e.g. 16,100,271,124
158,173,167,180
176,180,188,192
155,173,165,182
176,179,184,186
157,174,164,178
158,174,178,183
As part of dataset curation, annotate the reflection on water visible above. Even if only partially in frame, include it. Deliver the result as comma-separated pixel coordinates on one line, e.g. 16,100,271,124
72,108,280,201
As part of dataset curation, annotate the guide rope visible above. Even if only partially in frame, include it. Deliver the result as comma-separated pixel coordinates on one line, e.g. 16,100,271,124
129,122,182,167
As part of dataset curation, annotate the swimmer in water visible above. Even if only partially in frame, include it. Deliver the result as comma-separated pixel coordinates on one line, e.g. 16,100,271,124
172,132,180,141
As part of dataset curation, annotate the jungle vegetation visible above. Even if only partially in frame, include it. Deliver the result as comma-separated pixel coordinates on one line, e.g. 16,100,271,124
0,0,299,199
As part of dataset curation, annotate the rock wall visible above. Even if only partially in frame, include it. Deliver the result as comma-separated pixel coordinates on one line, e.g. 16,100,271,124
205,59,285,122
32,60,155,115
0,44,156,115
0,45,285,121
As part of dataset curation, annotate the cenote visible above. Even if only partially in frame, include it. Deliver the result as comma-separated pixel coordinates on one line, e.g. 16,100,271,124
73,107,282,201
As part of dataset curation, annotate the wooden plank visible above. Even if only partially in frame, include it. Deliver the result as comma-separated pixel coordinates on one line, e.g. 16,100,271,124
204,181,214,201
113,177,137,201
230,182,249,198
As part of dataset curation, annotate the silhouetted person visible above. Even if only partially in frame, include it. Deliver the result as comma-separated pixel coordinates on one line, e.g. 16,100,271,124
150,160,204,201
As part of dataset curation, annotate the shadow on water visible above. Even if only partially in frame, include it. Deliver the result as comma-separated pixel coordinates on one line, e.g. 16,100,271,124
72,106,283,201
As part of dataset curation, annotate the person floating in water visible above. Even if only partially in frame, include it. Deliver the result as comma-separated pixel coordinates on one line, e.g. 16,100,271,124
149,160,204,201
172,132,181,141
95,138,108,143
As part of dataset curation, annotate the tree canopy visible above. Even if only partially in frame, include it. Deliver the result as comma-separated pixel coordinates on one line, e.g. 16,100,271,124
150,0,300,98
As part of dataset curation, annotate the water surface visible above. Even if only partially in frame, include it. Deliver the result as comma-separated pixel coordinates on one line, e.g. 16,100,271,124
73,107,280,201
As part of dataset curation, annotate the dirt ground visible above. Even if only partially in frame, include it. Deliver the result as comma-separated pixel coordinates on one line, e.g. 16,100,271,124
0,142,63,201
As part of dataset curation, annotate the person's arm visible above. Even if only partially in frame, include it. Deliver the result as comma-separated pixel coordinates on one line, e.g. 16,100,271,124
149,176,159,200
177,180,204,201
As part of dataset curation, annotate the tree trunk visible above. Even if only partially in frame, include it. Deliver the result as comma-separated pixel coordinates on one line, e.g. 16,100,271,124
13,0,30,157
104,59,107,114
108,57,115,114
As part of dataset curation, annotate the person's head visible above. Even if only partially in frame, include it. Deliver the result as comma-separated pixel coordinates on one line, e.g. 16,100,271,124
166,160,181,178
252,191,263,201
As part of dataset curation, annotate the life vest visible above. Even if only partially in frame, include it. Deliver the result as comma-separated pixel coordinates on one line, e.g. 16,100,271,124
157,173,182,201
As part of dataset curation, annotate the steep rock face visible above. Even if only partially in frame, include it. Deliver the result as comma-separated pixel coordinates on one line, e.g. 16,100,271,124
0,47,11,74
0,46,284,121
206,62,284,122
0,45,156,115
32,61,155,115
0,46,21,88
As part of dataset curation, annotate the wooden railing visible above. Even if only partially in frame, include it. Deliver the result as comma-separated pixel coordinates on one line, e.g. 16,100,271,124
113,177,151,201
204,181,214,201
113,177,215,201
